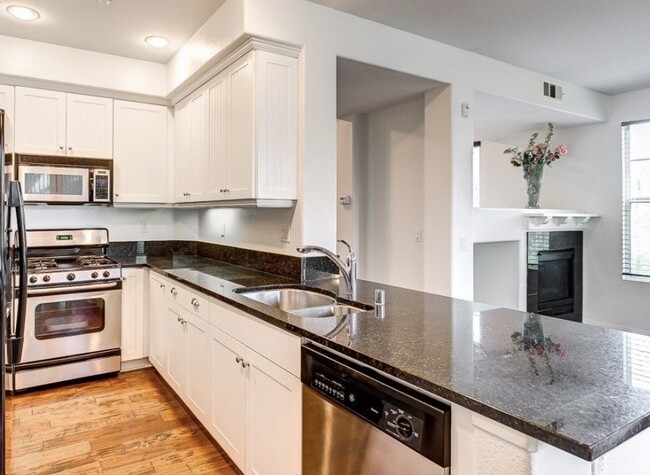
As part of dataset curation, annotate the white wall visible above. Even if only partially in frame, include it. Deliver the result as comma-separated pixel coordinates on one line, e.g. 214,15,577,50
165,0,609,298
0,35,166,98
336,119,354,246
530,89,650,334
474,241,521,309
25,207,198,242
478,140,524,209
355,97,425,290
197,208,296,253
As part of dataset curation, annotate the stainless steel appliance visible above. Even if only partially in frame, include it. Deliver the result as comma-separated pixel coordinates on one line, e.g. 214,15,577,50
302,344,451,474
15,155,112,204
6,228,122,392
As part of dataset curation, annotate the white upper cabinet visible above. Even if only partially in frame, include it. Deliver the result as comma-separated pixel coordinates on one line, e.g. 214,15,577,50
175,45,298,204
15,87,66,156
66,93,113,158
114,100,169,203
15,87,113,158
175,88,207,201
0,85,15,154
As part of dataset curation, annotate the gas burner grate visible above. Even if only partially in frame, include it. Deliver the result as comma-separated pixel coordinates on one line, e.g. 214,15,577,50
28,258,58,271
75,256,114,267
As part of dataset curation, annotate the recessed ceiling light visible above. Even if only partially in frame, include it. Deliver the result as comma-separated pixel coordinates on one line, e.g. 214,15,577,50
145,36,170,49
6,5,40,21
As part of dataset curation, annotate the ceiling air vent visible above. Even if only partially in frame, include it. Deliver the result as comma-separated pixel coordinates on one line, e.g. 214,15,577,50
543,82,562,100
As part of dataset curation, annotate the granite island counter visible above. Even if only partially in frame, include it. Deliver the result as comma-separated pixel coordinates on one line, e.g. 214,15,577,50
115,252,650,474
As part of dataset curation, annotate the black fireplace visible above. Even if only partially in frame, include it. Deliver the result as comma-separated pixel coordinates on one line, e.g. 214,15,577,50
527,232,583,322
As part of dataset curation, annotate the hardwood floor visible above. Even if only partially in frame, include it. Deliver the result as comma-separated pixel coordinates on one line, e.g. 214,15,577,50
5,368,240,474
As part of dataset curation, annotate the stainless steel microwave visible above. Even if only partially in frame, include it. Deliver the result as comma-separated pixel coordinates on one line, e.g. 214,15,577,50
17,163,111,204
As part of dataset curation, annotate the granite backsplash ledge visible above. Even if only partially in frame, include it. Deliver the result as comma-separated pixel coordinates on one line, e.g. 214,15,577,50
109,240,337,281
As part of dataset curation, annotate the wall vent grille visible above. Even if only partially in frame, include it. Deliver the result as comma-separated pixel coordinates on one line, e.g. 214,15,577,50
543,81,562,100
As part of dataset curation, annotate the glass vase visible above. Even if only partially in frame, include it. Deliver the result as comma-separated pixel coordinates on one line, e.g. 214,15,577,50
523,165,544,209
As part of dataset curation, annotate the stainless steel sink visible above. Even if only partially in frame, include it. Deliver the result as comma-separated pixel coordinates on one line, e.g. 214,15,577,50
289,304,368,319
241,288,336,312
238,287,372,318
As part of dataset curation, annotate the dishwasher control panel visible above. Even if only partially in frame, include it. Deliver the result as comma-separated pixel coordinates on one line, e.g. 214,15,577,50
310,367,426,452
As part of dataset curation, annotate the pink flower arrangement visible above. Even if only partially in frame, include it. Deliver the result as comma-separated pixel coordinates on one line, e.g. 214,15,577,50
504,122,568,169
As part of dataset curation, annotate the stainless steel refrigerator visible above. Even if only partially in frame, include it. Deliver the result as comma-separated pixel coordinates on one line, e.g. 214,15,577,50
0,108,28,475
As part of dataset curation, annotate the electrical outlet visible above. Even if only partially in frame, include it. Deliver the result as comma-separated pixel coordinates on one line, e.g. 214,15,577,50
219,223,226,238
280,225,291,243
141,221,149,233
414,229,422,242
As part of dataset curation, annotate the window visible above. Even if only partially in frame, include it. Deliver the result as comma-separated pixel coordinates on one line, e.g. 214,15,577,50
622,121,650,279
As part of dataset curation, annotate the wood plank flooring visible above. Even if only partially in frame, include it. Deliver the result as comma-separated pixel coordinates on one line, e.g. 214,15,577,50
5,368,240,474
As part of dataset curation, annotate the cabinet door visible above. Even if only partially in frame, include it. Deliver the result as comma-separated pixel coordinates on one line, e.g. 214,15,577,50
114,101,169,203
227,53,255,200
184,312,210,425
15,87,66,156
148,275,168,372
246,348,301,475
205,72,229,201
174,89,207,202
166,305,187,394
66,93,113,158
208,325,247,470
0,85,15,154
255,50,298,200
121,268,145,362
174,100,192,201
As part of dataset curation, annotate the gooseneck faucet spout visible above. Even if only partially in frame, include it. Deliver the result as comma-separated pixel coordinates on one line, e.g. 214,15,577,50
297,240,357,300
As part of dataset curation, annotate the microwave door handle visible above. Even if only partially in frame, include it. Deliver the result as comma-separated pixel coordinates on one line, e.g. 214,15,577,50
7,181,27,364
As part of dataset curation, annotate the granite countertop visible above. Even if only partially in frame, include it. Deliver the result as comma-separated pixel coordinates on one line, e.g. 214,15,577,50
116,254,650,461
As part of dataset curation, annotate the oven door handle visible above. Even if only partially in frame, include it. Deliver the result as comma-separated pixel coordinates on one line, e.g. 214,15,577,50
27,281,122,296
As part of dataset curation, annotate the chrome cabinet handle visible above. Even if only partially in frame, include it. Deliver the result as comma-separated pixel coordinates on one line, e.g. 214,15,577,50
59,145,64,150
160,283,165,289
191,298,199,307
235,356,243,364
68,146,72,150
177,315,181,322
115,193,120,197
170,287,178,295
242,360,250,368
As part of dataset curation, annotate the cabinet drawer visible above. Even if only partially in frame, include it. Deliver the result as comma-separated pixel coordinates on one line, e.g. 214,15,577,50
210,298,301,377
163,278,210,322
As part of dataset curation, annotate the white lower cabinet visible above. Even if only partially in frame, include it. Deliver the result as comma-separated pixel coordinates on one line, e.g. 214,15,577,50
121,268,147,362
246,347,301,475
148,274,168,372
209,325,248,469
147,271,301,474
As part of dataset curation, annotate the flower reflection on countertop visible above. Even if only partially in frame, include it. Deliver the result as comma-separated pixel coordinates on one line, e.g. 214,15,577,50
508,314,569,384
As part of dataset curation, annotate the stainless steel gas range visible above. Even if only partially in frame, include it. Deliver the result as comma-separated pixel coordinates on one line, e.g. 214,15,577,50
6,228,122,392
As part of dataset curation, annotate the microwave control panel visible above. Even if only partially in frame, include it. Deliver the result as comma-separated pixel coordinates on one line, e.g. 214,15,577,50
92,170,111,202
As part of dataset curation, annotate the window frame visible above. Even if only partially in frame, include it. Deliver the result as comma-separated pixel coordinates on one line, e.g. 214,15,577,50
622,119,650,281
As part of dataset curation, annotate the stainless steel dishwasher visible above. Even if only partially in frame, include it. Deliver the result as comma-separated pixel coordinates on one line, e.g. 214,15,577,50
302,344,451,474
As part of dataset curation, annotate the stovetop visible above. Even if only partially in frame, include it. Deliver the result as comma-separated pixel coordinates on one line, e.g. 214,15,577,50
25,254,122,287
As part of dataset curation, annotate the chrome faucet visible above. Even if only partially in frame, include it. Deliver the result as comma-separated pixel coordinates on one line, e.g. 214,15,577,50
297,240,357,300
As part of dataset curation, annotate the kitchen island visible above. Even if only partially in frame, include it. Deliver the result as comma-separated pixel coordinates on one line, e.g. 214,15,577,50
116,252,650,474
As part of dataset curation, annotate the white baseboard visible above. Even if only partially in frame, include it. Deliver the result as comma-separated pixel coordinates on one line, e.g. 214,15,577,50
121,357,153,372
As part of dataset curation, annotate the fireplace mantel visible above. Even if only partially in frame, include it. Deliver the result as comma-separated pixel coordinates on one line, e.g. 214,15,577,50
523,210,600,231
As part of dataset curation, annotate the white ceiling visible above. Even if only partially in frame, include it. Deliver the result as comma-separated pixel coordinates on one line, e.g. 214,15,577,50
310,0,650,96
0,0,225,63
337,58,445,117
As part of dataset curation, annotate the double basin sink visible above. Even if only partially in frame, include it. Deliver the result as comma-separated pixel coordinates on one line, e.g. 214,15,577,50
238,287,373,319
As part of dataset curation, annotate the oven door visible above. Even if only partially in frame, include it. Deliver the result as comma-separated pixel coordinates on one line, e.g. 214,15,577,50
19,165,89,203
19,282,121,364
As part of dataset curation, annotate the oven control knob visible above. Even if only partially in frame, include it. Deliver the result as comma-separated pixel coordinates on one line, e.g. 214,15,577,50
395,415,414,440
67,273,76,281
91,272,99,279
29,276,37,284
42,275,51,282
103,271,110,278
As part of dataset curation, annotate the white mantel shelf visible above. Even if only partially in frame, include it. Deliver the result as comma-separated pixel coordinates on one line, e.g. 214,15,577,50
522,209,600,231
475,208,600,232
